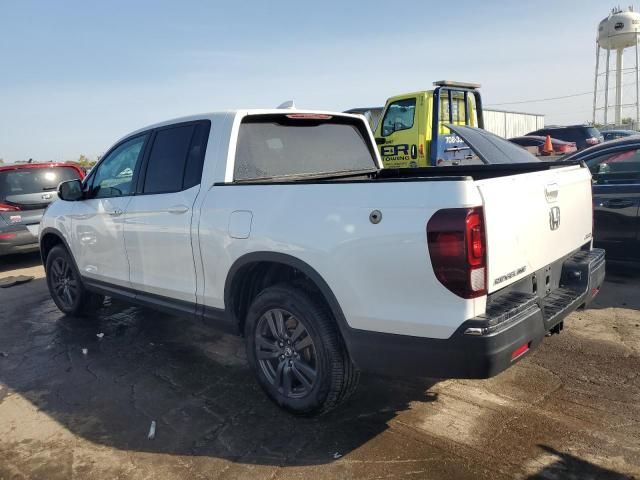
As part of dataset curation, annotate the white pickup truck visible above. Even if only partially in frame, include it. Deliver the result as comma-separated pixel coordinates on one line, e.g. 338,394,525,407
40,110,605,414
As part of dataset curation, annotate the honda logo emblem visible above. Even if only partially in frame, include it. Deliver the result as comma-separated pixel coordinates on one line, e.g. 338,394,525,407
549,206,560,230
42,193,52,200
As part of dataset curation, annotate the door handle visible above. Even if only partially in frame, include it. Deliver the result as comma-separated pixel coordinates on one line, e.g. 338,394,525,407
167,205,189,214
601,199,635,209
109,208,123,217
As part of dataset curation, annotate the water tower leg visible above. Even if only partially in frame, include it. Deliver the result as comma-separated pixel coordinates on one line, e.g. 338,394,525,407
593,43,600,125
604,49,611,126
636,33,639,128
615,48,623,126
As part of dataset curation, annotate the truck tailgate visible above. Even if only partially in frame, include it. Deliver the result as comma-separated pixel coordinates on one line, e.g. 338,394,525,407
475,164,593,293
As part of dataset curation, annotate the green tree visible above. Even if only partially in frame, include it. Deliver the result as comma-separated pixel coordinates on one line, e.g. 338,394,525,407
0,158,4,165
76,154,97,168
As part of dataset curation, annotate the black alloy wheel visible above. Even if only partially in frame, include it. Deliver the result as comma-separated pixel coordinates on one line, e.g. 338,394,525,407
255,308,318,398
45,245,103,316
49,255,79,310
245,284,360,415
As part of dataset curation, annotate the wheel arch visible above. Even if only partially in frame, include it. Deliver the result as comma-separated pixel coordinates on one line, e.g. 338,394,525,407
224,252,352,340
39,228,73,269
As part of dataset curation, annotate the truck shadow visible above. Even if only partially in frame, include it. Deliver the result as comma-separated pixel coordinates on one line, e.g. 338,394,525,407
0,282,439,466
0,251,42,274
527,445,632,480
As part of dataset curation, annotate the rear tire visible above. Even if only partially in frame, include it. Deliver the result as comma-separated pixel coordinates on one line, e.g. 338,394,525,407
245,283,359,415
45,245,104,316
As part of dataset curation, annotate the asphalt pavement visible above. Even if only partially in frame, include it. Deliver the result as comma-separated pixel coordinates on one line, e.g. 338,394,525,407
0,252,639,479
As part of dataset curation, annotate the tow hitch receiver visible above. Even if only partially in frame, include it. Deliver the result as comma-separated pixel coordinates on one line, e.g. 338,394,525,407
547,321,564,336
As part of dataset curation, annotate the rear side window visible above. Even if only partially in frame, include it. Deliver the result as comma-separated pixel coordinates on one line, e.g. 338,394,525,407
234,115,377,181
552,127,598,143
183,122,211,189
142,121,210,194
552,129,579,142
144,125,194,194
0,167,80,199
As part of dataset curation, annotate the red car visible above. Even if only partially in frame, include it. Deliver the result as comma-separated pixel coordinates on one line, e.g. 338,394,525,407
508,135,578,155
0,162,85,256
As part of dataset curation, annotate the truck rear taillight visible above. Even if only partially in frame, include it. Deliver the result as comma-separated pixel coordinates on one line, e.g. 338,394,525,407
427,207,487,299
0,203,20,212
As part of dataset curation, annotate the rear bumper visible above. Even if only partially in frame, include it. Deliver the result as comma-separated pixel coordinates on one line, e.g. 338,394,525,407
345,248,606,378
0,225,40,256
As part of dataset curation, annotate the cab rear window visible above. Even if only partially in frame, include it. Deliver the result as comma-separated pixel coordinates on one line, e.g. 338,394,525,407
233,115,377,181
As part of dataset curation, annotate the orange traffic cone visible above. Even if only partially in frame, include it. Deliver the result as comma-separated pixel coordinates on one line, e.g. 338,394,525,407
542,135,554,156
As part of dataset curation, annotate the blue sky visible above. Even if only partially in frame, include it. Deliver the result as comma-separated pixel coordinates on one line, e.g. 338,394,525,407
0,1,624,162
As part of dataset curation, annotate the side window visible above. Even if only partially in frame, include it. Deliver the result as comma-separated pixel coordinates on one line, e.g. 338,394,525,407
91,134,148,198
143,125,195,194
183,121,211,190
587,149,640,184
381,98,416,136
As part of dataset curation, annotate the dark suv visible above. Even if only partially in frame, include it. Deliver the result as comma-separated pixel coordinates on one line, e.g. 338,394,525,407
526,125,604,150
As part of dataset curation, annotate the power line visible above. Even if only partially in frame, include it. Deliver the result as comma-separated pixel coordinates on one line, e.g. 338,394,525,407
486,91,592,106
486,79,640,107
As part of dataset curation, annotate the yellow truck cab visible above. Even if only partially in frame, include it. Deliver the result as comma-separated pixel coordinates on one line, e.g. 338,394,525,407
372,81,484,168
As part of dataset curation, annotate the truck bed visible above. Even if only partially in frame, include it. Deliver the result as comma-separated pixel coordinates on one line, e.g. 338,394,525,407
376,160,583,181
223,160,585,186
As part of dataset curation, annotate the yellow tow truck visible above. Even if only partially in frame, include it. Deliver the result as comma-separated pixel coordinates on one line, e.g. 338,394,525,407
346,80,484,168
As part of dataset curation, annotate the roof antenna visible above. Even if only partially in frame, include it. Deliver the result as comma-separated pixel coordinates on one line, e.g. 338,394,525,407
277,100,296,109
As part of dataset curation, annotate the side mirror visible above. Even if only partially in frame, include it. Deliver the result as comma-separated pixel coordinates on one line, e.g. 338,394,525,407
375,137,386,145
57,179,84,201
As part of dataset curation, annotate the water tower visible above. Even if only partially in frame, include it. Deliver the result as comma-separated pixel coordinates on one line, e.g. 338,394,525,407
592,6,640,127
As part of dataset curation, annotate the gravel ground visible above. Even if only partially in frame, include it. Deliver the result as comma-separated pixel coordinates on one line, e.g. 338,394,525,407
0,252,639,479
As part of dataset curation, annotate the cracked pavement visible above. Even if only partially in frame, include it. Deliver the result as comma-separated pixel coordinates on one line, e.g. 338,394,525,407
0,252,639,479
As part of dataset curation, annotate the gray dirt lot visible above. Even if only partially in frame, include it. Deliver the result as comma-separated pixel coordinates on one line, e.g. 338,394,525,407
0,253,639,480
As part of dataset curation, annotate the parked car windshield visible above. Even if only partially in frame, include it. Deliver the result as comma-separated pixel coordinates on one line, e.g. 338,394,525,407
234,115,378,181
0,166,80,199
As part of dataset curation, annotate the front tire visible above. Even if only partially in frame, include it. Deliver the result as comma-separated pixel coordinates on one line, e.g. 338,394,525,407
245,284,359,415
45,245,103,316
